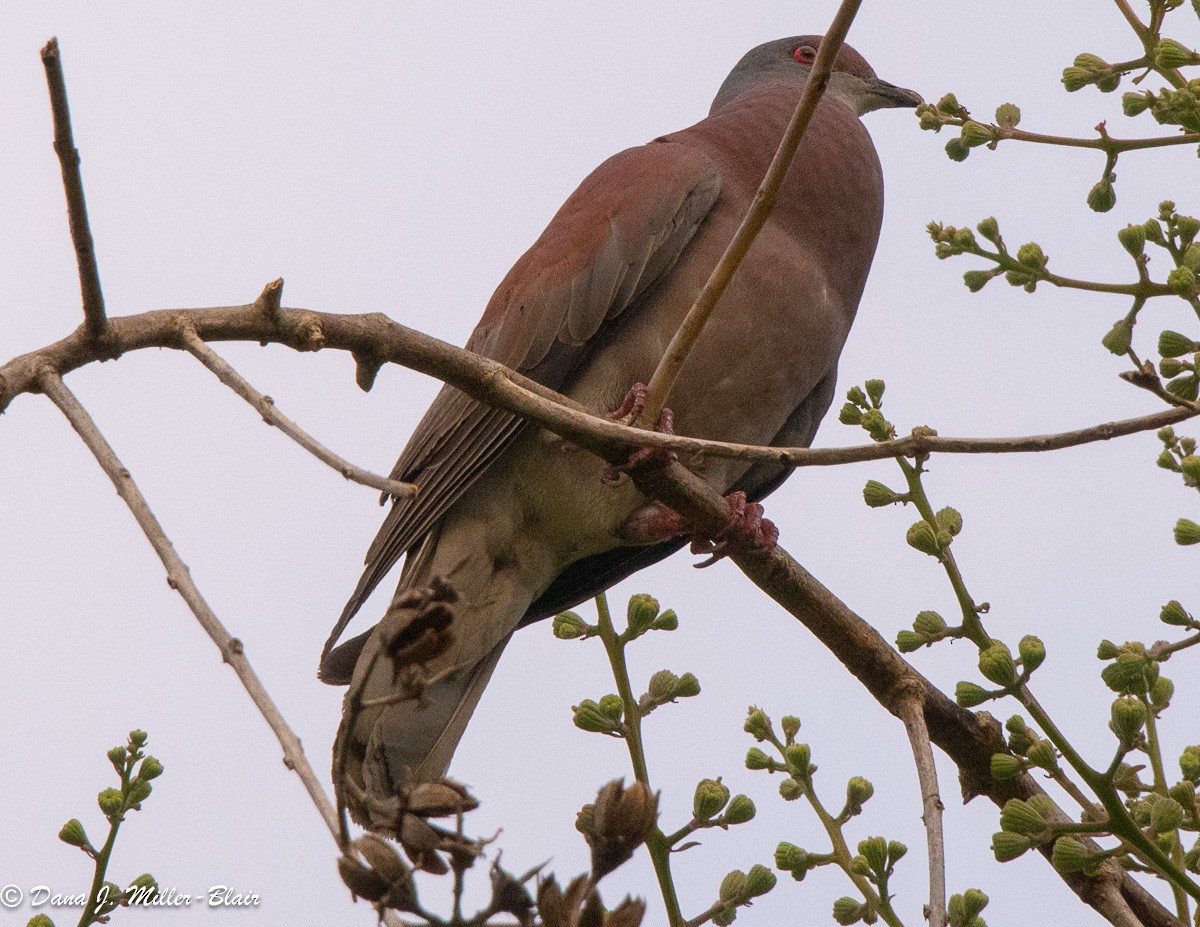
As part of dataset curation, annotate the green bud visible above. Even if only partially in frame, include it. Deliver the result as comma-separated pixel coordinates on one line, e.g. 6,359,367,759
956,888,989,922
26,916,56,927
784,743,812,777
1000,797,1048,836
860,408,891,441
651,609,678,631
832,897,865,925
936,93,962,116
1168,781,1197,814
1166,376,1199,401
107,746,128,771
626,594,660,634
1061,66,1093,92
995,102,1021,127
598,694,624,721
1156,39,1199,70
1097,639,1120,659
718,869,748,903
1145,218,1167,244
744,706,773,741
906,520,942,557
990,753,1024,780
744,864,776,899
1088,176,1116,213
58,818,90,849
128,730,148,748
838,403,863,425
775,841,808,873
673,672,701,698
936,507,963,536
1018,635,1046,672
724,794,756,825
977,216,1001,243
648,670,680,702
745,747,773,771
781,715,801,741
913,610,948,638
896,630,924,652
846,385,868,406
98,787,124,817
1095,73,1121,92
1168,265,1198,297
962,269,995,292
779,777,805,801
1160,600,1191,626
1151,797,1184,832
978,643,1018,687
1027,741,1060,772
862,480,900,508
992,830,1033,862
945,137,970,162
858,836,888,875
1161,358,1188,379
845,777,874,814
711,909,734,927
865,379,885,406
887,841,907,866
960,120,993,148
1052,836,1099,875
918,109,943,131
126,779,152,806
552,611,591,640
1102,319,1133,355
1123,91,1153,116
1151,675,1174,709
694,777,731,821
573,699,618,734
1016,241,1046,269
1175,518,1200,545
1111,697,1148,745
137,756,164,781
1180,745,1200,781
956,681,992,708
1179,215,1200,245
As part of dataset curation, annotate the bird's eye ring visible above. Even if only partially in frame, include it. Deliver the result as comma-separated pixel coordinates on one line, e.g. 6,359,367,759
792,44,817,64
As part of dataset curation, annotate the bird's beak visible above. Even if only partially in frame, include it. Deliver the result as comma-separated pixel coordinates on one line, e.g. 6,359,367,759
863,77,924,111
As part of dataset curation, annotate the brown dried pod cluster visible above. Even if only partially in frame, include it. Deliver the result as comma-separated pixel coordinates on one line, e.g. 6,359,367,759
575,779,659,880
537,875,645,927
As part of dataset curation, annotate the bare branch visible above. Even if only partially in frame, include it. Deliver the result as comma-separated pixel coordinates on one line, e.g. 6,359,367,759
897,694,946,927
36,369,341,845
638,0,864,426
39,38,107,338
182,328,417,499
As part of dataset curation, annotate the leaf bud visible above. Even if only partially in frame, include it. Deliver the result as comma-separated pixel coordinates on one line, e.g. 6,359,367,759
724,794,756,825
1151,797,1184,832
1178,215,1200,245
936,93,963,115
906,520,942,557
1165,376,1199,401
1144,218,1167,244
128,730,148,748
693,777,731,822
573,699,618,734
626,594,660,634
1111,697,1148,745
107,746,127,772
1167,266,1198,297
896,630,924,652
1160,600,1190,626
1088,176,1116,213
845,777,874,814
977,216,1001,242
1161,358,1188,379
651,609,678,631
598,694,624,721
962,269,995,292
775,841,808,873
1027,741,1060,772
1061,66,1094,92
978,643,1018,687
1016,242,1047,269
744,864,776,899
1123,91,1153,116
779,777,805,801
913,610,948,637
864,379,885,406
990,753,1024,780
1115,225,1147,261
784,743,811,775
1102,319,1133,355
1150,675,1174,709
745,747,773,771
955,681,992,708
1180,745,1200,782
846,385,868,406
126,779,152,806
858,836,888,876
1156,39,1198,70
1174,518,1200,545
674,672,701,698
960,120,992,148
1000,798,1048,836
936,507,963,536
862,480,900,508
991,830,1033,862
718,869,748,903
1018,635,1046,672
838,403,863,425
1052,836,1099,875
744,706,774,742
780,715,801,741
832,897,865,925
137,757,164,781
1097,639,1120,659
553,611,591,640
955,888,990,923
860,409,891,441
58,818,90,849
995,102,1021,127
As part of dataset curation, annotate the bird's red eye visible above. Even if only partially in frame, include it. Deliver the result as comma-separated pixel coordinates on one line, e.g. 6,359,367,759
793,44,817,64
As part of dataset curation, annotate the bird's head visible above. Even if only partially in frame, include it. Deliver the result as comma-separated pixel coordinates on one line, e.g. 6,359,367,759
711,35,923,117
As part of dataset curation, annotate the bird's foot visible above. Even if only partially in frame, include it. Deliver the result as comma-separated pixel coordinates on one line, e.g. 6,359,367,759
601,382,678,483
690,492,779,568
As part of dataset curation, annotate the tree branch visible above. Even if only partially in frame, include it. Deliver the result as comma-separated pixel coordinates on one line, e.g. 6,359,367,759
898,693,946,927
638,0,863,426
36,369,342,845
182,328,417,499
39,38,107,338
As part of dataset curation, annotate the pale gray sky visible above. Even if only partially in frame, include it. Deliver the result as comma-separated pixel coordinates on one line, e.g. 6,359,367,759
3,3,1199,926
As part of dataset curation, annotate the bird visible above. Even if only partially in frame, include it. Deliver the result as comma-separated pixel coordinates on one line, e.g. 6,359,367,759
321,34,921,810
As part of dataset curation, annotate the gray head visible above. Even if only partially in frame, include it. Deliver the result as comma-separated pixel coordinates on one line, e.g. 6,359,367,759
711,35,923,116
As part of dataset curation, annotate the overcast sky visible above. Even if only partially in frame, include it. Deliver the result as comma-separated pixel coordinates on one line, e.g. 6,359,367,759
4,3,1200,926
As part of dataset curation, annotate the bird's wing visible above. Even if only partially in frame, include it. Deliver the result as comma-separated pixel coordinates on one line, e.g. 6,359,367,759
322,141,721,661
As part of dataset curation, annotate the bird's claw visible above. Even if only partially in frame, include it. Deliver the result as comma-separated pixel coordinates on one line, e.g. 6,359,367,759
691,492,778,568
602,383,678,483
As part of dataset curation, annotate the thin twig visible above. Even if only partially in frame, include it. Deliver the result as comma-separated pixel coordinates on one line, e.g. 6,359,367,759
39,38,107,338
182,328,417,499
637,0,864,426
37,369,341,844
897,694,946,927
